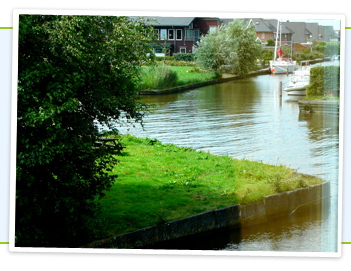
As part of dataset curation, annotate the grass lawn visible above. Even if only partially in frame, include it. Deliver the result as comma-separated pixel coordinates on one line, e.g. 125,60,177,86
168,66,218,86
139,65,218,90
96,135,324,239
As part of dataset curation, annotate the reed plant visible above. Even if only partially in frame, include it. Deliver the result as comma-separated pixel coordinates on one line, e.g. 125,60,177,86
139,65,178,90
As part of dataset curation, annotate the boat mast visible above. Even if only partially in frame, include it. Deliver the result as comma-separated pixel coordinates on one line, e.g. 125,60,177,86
279,19,282,53
273,20,279,62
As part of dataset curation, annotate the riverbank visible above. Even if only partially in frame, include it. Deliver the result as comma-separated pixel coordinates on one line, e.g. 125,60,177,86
139,68,270,95
88,135,325,247
87,181,329,249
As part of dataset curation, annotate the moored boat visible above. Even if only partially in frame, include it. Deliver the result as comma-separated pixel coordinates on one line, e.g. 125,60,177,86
284,65,311,97
270,20,297,74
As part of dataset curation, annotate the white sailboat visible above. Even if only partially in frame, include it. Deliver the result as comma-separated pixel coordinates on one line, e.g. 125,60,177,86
269,20,297,74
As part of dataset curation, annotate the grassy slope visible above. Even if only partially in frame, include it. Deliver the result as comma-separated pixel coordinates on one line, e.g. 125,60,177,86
97,135,324,239
139,65,217,90
168,66,218,86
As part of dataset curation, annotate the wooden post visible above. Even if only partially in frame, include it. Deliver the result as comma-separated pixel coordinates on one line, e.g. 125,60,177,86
278,81,282,96
278,81,282,105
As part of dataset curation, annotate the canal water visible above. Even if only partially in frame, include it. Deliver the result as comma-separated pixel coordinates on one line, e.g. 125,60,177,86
105,61,340,252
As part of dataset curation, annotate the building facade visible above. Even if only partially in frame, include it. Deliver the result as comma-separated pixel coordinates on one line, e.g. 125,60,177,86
134,16,220,56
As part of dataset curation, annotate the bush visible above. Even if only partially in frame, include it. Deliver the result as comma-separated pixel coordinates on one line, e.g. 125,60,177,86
155,60,196,67
155,56,174,61
266,39,275,46
306,65,340,97
173,53,196,62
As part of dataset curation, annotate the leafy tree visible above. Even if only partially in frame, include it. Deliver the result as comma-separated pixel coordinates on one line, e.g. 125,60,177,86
315,41,327,53
16,15,154,247
261,49,274,66
195,20,261,77
266,39,275,46
325,42,340,56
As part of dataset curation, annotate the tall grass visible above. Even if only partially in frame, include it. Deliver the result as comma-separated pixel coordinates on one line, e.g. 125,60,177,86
139,65,178,90
139,65,218,91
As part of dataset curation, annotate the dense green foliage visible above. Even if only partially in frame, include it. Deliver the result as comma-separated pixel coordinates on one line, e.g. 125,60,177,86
16,15,154,247
306,65,340,97
293,50,324,63
155,56,174,61
173,53,196,62
155,60,195,66
195,20,261,77
266,39,275,46
315,41,340,56
260,49,273,66
139,66,217,90
96,135,324,239
139,65,178,89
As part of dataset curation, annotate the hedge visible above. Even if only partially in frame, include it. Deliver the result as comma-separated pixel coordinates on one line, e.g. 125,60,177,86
155,56,174,61
306,65,340,97
173,53,196,62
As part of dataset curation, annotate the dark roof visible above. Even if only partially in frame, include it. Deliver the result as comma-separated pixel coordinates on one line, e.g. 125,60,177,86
265,19,294,35
128,16,196,27
248,18,273,32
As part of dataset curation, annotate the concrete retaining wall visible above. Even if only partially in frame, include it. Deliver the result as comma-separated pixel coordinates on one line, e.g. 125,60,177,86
240,182,330,227
86,182,330,249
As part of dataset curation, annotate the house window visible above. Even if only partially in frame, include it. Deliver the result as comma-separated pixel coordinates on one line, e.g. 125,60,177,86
180,47,186,53
168,29,174,40
194,29,199,41
261,32,265,39
185,29,200,41
155,48,163,54
209,26,216,34
160,29,167,40
176,29,182,40
185,29,191,41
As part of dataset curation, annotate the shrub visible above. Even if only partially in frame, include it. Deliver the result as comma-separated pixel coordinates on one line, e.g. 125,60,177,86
155,56,174,61
173,53,196,62
266,39,275,46
155,60,196,67
306,65,340,97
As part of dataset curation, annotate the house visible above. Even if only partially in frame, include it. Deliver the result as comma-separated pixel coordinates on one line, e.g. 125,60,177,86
237,19,294,45
243,18,275,43
306,23,320,43
130,16,220,56
292,42,310,52
283,21,309,43
265,19,294,45
317,25,338,42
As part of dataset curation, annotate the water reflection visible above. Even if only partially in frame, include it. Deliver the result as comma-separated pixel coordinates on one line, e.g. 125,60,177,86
142,201,332,252
109,64,340,252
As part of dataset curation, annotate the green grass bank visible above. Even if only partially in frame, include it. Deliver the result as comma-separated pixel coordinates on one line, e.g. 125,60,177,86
138,65,218,91
97,135,323,240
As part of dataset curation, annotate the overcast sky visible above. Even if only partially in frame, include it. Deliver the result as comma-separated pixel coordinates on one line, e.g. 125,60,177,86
282,19,341,30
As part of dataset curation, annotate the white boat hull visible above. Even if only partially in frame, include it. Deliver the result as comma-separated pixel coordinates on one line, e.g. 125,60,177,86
270,60,297,74
287,90,306,96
